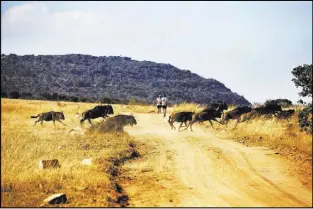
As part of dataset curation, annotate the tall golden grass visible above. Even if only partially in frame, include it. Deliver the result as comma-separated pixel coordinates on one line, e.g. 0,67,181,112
2,98,312,206
215,111,312,155
1,98,136,207
170,102,203,114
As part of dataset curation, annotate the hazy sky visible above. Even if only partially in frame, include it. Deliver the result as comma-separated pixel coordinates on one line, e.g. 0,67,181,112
1,1,312,103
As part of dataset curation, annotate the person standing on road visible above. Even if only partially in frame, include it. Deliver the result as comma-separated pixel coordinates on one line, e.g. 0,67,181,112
156,95,162,114
161,94,168,118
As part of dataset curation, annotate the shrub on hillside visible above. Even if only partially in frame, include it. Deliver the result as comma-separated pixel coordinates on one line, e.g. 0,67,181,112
100,97,113,104
9,91,20,99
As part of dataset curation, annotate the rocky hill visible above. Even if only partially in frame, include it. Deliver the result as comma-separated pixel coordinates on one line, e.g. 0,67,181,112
1,54,250,105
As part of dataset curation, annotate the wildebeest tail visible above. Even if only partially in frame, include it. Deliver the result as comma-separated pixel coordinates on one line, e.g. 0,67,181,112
31,115,39,118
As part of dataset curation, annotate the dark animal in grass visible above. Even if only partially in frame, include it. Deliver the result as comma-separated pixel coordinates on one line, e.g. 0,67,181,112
202,101,228,120
221,106,252,125
276,109,295,120
168,111,195,131
254,104,282,116
185,106,226,132
231,111,256,129
80,105,114,125
202,101,228,112
93,115,137,133
231,105,284,129
31,111,66,127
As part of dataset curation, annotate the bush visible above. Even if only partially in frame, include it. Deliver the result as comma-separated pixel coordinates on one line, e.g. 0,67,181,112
79,97,88,102
298,103,312,134
265,99,292,108
9,91,20,99
51,93,59,100
1,92,7,98
21,92,32,99
69,96,79,102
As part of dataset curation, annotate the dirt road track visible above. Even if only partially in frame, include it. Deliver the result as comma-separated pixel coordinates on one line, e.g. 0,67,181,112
124,113,312,207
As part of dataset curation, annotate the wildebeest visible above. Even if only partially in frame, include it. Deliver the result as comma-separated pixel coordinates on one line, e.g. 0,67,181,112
221,106,252,125
168,111,194,131
230,104,283,129
201,102,228,121
276,109,295,120
31,111,66,126
94,115,137,133
203,101,228,111
254,104,282,116
80,105,114,125
185,104,228,132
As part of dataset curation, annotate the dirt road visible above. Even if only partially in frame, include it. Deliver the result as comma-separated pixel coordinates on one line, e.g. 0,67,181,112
124,113,312,207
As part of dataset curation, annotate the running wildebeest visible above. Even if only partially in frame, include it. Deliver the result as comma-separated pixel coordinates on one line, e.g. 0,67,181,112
254,104,282,116
203,101,228,112
229,104,283,129
94,114,137,133
31,111,66,127
221,106,252,125
202,101,228,121
185,104,228,132
168,111,195,131
80,105,114,125
276,109,295,120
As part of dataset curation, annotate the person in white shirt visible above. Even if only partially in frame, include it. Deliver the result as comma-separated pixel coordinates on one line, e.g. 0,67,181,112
161,94,168,117
155,95,162,114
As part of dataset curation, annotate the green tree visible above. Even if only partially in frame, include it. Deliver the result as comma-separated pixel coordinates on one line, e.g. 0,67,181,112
291,64,312,134
291,64,312,98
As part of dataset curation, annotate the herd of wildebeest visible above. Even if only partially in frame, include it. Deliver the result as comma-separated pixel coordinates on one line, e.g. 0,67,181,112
30,101,295,133
31,104,136,132
168,102,295,132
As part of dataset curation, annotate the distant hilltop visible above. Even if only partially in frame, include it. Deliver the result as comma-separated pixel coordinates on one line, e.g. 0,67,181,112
1,54,250,105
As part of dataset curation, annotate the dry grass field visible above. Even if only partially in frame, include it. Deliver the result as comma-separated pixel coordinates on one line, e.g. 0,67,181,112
1,99,312,207
1,98,145,207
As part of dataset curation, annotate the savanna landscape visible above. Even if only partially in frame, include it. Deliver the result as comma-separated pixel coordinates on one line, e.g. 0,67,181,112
1,1,312,208
1,97,312,207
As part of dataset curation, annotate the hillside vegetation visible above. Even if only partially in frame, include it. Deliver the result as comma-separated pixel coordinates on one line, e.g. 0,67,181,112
1,54,250,105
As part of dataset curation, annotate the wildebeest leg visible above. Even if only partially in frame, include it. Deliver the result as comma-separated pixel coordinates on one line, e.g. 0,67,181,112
178,122,184,131
169,121,176,130
233,118,241,130
185,120,196,132
88,119,93,126
34,119,41,126
208,120,215,129
168,117,176,130
57,120,67,126
212,118,222,125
